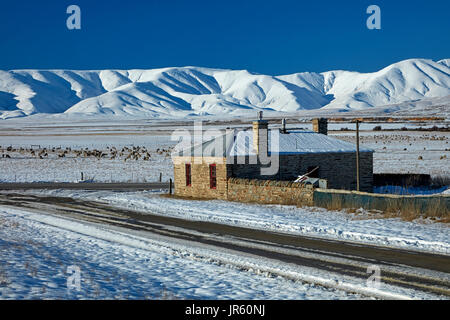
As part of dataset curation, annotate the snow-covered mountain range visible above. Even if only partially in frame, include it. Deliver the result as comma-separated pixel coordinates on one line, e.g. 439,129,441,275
0,58,449,119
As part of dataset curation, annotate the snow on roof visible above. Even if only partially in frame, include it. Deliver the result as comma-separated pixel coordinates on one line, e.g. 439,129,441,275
230,130,373,155
172,131,235,158
173,129,373,157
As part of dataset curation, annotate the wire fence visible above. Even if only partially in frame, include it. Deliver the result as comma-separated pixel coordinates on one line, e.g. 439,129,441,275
2,172,174,184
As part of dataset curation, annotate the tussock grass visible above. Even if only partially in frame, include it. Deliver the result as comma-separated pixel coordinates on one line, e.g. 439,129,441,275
321,193,449,222
324,194,344,211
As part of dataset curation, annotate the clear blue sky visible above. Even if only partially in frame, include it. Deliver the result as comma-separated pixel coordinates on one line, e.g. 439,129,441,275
0,0,449,75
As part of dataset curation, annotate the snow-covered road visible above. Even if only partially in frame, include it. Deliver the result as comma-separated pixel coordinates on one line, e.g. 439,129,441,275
27,189,450,254
1,191,449,300
1,205,368,300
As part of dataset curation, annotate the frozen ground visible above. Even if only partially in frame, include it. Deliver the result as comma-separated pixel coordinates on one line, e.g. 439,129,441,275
0,133,176,183
23,189,450,255
3,202,446,300
1,206,370,300
332,130,449,176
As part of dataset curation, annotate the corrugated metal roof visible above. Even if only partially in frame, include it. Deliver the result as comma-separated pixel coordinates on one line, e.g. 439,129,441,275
172,129,373,157
172,131,236,157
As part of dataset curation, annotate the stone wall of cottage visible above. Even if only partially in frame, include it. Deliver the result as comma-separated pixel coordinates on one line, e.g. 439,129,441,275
173,156,230,199
227,178,315,206
229,152,373,192
173,151,374,201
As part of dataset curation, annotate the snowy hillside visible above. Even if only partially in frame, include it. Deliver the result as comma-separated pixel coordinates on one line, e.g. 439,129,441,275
0,58,449,119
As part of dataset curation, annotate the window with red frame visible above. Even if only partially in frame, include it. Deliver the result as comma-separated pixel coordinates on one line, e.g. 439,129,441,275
185,163,192,186
209,164,216,189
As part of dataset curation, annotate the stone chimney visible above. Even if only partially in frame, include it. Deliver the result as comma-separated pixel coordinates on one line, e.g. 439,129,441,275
253,111,268,155
312,118,328,135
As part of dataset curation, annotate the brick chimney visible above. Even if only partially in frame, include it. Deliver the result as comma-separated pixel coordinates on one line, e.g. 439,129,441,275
312,118,328,135
253,111,268,155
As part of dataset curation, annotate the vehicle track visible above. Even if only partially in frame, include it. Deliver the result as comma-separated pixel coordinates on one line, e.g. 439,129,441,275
1,192,449,298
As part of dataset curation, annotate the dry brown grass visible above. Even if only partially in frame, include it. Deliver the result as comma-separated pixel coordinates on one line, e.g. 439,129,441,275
166,190,450,223
322,193,449,222
385,197,450,222
324,194,344,211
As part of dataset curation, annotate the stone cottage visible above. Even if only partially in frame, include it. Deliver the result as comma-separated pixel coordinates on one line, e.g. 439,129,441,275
172,116,374,200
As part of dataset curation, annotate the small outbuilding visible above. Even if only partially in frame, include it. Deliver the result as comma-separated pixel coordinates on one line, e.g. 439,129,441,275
172,116,374,200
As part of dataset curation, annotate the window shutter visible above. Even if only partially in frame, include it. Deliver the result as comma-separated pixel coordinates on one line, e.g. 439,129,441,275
209,164,217,189
185,163,191,186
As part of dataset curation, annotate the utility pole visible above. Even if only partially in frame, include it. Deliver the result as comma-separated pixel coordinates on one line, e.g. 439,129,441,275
356,120,360,191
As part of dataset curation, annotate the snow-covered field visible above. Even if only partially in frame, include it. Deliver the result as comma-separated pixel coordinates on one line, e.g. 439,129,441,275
0,132,177,183
334,131,450,176
1,206,371,300
0,119,449,183
3,200,447,300
2,187,448,300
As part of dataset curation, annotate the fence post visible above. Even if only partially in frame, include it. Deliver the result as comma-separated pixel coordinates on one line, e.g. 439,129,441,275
169,178,172,195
